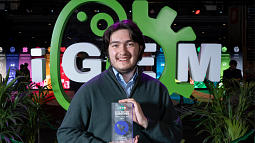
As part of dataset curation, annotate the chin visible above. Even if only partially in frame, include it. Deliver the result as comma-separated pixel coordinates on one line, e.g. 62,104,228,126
115,66,136,74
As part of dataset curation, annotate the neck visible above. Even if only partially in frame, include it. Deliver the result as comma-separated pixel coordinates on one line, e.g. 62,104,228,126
121,67,137,83
230,67,235,71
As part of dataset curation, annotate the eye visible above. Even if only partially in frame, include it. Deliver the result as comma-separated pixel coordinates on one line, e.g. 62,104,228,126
127,43,134,47
112,44,118,48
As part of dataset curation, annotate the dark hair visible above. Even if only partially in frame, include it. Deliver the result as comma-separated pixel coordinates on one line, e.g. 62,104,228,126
20,64,24,69
229,60,237,66
102,19,145,61
24,63,28,67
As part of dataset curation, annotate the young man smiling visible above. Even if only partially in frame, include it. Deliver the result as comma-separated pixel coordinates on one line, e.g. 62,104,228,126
57,19,182,143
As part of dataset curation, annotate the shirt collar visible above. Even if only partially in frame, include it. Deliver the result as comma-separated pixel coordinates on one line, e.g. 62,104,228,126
112,66,138,83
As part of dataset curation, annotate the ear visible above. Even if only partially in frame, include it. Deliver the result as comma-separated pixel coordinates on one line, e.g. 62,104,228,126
139,45,143,55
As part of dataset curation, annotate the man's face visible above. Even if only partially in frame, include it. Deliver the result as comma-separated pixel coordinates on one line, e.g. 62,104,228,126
108,29,142,74
230,64,237,70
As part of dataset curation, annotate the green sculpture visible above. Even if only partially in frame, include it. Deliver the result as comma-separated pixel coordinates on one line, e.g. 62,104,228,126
50,0,196,110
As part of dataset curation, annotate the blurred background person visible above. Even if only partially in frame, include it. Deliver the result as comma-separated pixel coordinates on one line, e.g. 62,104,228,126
223,60,242,82
243,61,255,84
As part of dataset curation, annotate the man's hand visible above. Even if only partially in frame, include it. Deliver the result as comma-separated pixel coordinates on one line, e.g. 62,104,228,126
109,135,139,143
119,98,148,129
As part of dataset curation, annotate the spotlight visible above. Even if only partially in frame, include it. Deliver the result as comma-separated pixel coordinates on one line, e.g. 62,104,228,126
195,10,200,15
50,5,56,13
25,6,32,14
217,4,223,14
150,9,154,14
26,9,30,13
149,6,155,14
5,3,10,12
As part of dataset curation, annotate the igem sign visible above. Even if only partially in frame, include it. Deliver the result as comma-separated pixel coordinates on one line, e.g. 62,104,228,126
49,0,221,110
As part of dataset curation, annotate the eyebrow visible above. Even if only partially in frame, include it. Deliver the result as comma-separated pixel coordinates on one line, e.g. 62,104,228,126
109,40,134,45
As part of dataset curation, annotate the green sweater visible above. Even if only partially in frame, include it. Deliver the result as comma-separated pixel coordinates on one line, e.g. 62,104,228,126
57,67,183,143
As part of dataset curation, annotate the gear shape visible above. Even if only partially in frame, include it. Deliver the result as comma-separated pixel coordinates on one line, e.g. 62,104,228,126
133,1,196,98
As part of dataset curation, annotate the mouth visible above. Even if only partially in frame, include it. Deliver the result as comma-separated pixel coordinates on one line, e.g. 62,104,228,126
117,57,130,62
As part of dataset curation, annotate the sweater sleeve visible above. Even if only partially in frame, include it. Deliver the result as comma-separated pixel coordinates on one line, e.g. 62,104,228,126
142,90,183,143
57,86,107,143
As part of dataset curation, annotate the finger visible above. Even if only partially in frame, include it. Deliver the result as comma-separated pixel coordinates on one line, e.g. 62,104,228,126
119,99,137,107
118,98,136,102
135,135,139,143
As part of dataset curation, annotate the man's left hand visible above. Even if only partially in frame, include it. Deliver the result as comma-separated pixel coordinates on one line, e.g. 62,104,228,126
119,98,148,129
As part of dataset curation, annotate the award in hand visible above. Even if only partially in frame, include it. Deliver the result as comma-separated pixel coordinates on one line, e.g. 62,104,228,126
111,103,133,143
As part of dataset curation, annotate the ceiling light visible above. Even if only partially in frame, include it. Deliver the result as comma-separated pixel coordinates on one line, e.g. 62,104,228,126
26,9,30,13
99,23,101,25
19,32,21,33
45,41,47,43
223,37,225,38
223,24,226,26
129,10,132,13
48,23,51,25
150,9,154,14
32,37,34,38
174,24,176,25
202,32,204,34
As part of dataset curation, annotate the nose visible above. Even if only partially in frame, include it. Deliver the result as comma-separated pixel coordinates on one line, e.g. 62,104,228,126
119,44,128,55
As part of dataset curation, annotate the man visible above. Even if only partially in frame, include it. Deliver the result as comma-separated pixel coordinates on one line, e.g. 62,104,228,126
243,61,255,83
57,19,182,143
223,60,242,82
23,62,30,82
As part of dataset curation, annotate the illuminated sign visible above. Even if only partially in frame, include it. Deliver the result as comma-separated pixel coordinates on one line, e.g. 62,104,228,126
10,46,15,53
23,47,28,53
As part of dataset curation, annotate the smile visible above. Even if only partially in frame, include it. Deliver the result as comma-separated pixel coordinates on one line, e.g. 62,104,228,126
117,57,130,62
